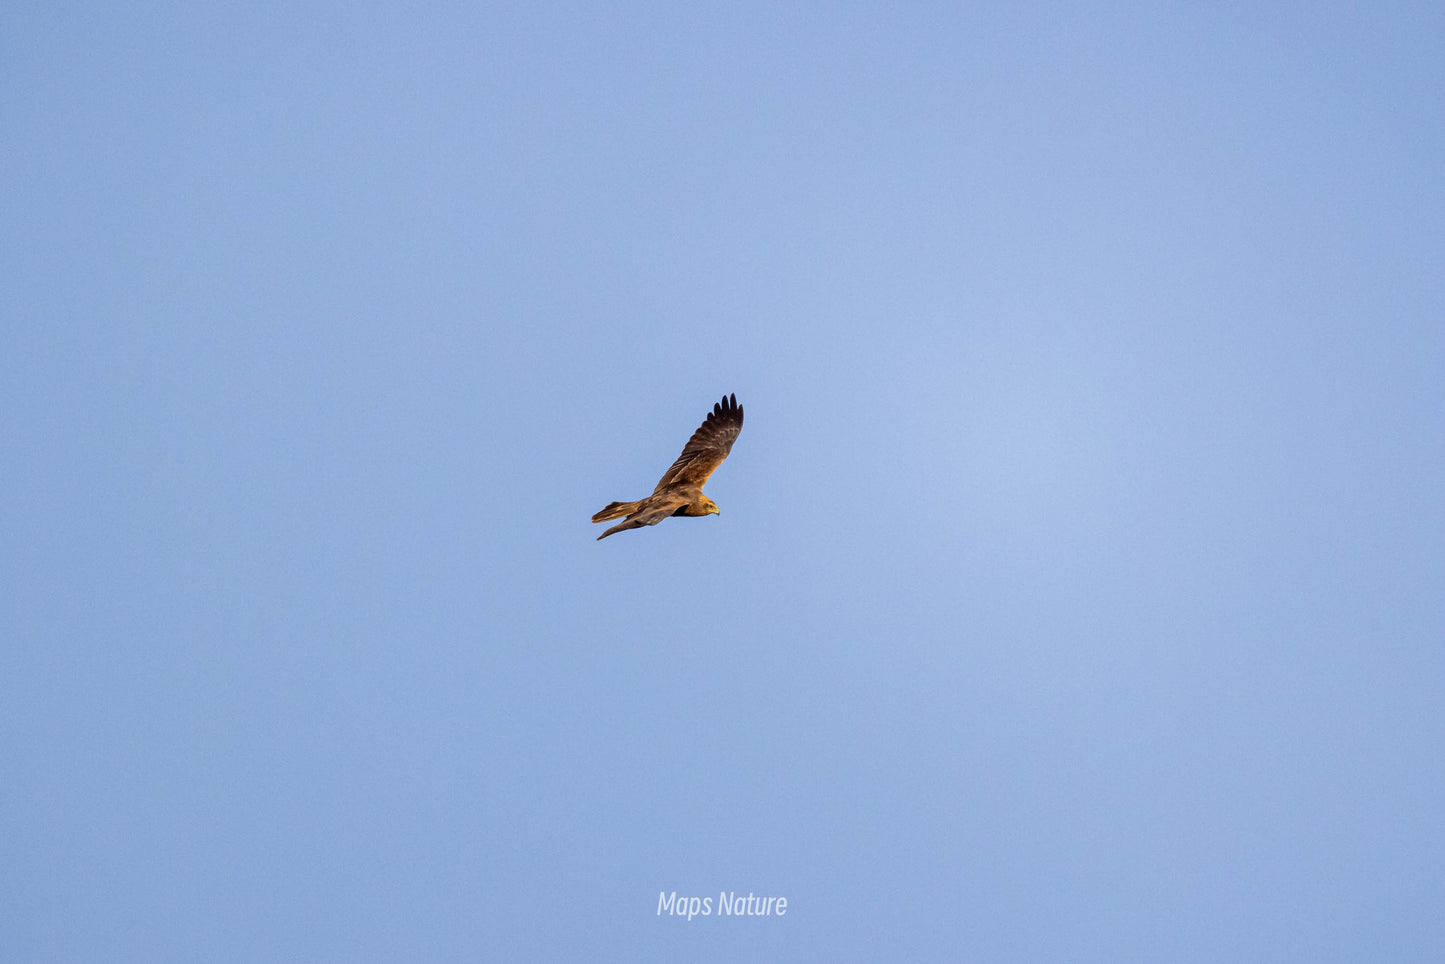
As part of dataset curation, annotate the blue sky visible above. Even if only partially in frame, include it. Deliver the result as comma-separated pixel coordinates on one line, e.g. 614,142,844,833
3,2,1443,960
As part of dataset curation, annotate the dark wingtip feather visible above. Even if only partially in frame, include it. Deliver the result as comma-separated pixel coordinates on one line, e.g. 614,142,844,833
704,393,742,428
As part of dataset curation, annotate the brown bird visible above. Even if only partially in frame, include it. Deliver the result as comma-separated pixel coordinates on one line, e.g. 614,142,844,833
592,393,744,540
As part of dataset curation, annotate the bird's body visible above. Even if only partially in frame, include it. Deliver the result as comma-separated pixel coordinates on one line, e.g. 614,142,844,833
592,393,743,540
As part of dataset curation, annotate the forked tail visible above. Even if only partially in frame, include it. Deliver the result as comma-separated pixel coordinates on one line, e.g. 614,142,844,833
591,500,641,523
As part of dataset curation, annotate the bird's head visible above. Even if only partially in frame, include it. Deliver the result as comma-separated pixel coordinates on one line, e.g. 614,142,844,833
702,497,720,516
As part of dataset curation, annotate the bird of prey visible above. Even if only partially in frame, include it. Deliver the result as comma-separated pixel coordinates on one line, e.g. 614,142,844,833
592,393,744,540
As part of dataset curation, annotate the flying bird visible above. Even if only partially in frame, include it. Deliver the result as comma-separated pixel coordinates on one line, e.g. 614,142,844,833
592,393,744,540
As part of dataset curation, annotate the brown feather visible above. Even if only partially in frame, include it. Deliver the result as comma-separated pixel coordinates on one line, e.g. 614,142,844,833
652,393,743,493
596,496,688,539
591,500,641,523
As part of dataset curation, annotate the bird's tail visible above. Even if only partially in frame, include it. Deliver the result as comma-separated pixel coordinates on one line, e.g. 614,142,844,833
592,500,641,523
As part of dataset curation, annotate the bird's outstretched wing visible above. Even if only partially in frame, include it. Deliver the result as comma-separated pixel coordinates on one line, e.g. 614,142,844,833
653,393,744,493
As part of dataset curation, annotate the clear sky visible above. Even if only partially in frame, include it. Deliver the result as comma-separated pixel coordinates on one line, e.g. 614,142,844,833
3,2,1443,960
